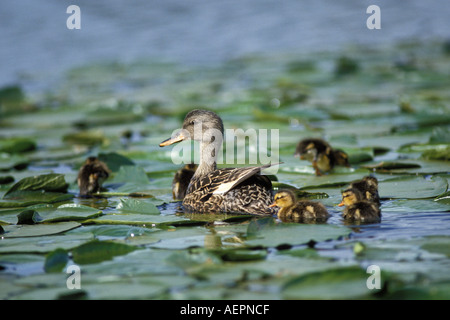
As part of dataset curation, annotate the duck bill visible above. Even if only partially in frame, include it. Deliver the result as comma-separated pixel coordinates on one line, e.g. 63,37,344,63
338,201,345,207
269,203,278,208
159,131,187,147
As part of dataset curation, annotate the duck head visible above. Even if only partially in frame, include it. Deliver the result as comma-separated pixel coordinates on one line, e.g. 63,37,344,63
160,109,224,147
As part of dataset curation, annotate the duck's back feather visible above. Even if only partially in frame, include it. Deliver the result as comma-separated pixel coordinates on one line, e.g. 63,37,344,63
183,165,275,215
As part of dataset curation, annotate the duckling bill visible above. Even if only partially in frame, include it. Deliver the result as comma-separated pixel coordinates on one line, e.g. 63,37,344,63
294,138,350,176
77,156,111,196
270,189,329,223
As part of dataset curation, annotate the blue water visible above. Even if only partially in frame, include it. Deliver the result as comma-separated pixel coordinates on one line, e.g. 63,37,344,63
1,0,450,93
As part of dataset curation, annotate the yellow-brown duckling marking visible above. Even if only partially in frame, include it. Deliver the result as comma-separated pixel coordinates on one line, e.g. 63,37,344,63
77,156,111,196
294,138,350,176
270,189,329,223
339,188,381,223
349,176,380,206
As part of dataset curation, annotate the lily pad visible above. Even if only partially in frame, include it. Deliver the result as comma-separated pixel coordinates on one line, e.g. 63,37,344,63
116,198,160,215
2,221,81,238
3,173,69,198
282,266,383,299
44,248,69,273
71,240,139,265
244,218,351,248
379,175,448,199
0,137,36,154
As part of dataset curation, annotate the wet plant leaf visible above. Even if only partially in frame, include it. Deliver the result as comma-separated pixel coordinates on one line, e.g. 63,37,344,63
71,240,138,265
245,218,350,248
2,221,81,238
282,266,383,299
44,248,69,273
116,198,160,215
0,192,74,208
97,152,135,172
379,175,448,199
0,137,36,154
16,209,43,224
3,173,69,198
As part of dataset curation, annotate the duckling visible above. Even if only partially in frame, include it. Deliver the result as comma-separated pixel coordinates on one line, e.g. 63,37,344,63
349,176,380,206
338,188,381,223
77,156,111,196
294,138,350,176
270,189,329,222
172,163,198,200
160,109,277,215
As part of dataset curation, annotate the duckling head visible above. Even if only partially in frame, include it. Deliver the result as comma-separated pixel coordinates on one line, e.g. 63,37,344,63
160,109,224,147
338,188,364,207
269,189,296,209
363,176,378,188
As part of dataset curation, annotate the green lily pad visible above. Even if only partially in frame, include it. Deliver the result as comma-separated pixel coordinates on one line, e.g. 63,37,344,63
0,137,36,154
3,173,69,198
44,248,69,273
71,240,139,265
245,218,351,248
0,192,74,208
16,209,43,224
97,152,135,172
379,175,448,199
2,221,81,238
282,266,383,299
116,198,160,215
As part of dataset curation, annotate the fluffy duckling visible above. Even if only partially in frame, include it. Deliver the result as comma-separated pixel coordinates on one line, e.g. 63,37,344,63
294,138,350,176
77,156,111,196
270,189,329,222
339,188,381,223
349,176,380,206
172,163,198,200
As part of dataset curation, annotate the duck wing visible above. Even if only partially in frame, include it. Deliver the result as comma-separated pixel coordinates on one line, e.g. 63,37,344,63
186,163,275,197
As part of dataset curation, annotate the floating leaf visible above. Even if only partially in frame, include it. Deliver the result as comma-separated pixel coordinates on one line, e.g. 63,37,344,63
62,130,107,147
71,240,138,265
2,221,81,238
3,173,69,198
97,152,135,172
116,198,160,215
0,192,73,208
44,248,69,273
0,137,36,154
17,209,43,224
361,161,421,171
245,218,351,248
379,175,448,199
282,266,382,299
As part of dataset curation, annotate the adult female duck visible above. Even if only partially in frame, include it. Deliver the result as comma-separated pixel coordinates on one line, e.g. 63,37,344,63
160,109,277,215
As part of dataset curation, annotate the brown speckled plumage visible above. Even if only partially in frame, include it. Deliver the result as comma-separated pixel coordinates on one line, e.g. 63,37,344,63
160,109,276,215
77,156,111,196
